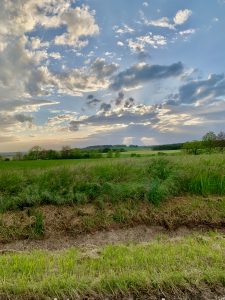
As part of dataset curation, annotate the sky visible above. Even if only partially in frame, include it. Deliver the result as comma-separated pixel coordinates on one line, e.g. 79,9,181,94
1,0,225,151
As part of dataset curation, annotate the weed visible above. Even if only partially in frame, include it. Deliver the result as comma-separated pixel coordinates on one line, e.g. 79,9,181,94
30,210,45,237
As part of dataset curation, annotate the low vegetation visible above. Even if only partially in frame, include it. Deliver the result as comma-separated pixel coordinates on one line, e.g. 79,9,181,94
0,150,224,299
1,154,225,212
0,234,224,299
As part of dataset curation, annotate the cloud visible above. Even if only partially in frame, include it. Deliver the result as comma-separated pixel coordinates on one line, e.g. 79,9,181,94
87,98,101,106
117,41,125,47
144,17,175,29
68,102,159,131
124,97,135,108
0,112,33,133
55,58,119,95
110,62,184,91
179,29,196,36
115,92,125,106
0,0,69,39
0,1,99,49
0,36,54,102
169,74,225,105
123,137,134,145
140,136,156,145
30,38,49,50
174,9,192,25
141,9,192,30
0,99,58,114
86,95,101,107
143,2,149,7
100,103,112,112
128,33,167,53
49,52,61,60
69,121,80,132
0,136,17,143
0,1,101,118
90,58,119,79
54,6,99,47
113,24,135,35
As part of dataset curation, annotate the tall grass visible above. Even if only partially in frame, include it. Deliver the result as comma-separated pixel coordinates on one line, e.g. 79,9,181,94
1,154,225,211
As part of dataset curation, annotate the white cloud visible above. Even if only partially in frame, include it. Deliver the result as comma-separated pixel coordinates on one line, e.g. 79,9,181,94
0,0,102,130
117,41,124,47
173,9,192,25
54,58,119,96
128,33,167,52
30,38,49,50
144,17,175,29
0,1,99,50
54,6,99,47
179,29,196,36
0,0,69,40
123,136,134,145
142,9,192,30
140,137,156,145
113,24,135,35
49,52,62,59
143,2,149,7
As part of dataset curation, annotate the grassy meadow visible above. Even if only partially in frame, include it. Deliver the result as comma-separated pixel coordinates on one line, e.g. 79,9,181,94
0,152,225,299
0,153,225,212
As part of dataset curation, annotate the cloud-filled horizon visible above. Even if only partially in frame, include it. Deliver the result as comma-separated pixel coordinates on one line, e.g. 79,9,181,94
0,0,225,151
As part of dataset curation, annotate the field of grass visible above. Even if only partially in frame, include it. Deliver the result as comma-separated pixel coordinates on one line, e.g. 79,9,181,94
0,153,225,299
120,149,181,157
0,234,224,299
1,154,225,211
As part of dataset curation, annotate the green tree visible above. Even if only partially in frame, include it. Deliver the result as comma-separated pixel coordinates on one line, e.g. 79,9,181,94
202,131,217,152
202,131,217,142
61,146,72,159
107,150,113,158
217,131,225,141
26,146,43,160
114,150,121,158
183,141,202,155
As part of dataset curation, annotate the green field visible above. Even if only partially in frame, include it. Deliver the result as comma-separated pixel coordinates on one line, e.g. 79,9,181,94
120,149,181,157
1,154,225,211
0,153,225,299
0,234,224,299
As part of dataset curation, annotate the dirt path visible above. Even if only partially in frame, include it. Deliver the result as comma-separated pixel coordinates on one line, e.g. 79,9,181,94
1,225,224,252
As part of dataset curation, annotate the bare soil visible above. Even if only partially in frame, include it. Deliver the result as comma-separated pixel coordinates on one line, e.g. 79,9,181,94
0,224,224,252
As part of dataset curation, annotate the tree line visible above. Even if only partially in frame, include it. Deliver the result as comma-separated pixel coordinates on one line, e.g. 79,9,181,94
12,146,121,161
183,131,225,154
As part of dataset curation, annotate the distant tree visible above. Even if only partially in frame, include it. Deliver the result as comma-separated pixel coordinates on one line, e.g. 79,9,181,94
114,150,121,158
202,131,217,142
183,141,202,155
107,150,113,158
13,152,23,160
26,145,43,160
61,146,72,159
202,131,217,152
43,149,59,160
217,131,225,141
215,131,225,152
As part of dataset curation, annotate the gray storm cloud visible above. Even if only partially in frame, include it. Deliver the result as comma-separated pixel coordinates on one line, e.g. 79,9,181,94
110,62,184,90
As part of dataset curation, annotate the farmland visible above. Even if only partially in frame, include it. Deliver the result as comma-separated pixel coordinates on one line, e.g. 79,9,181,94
0,153,225,299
